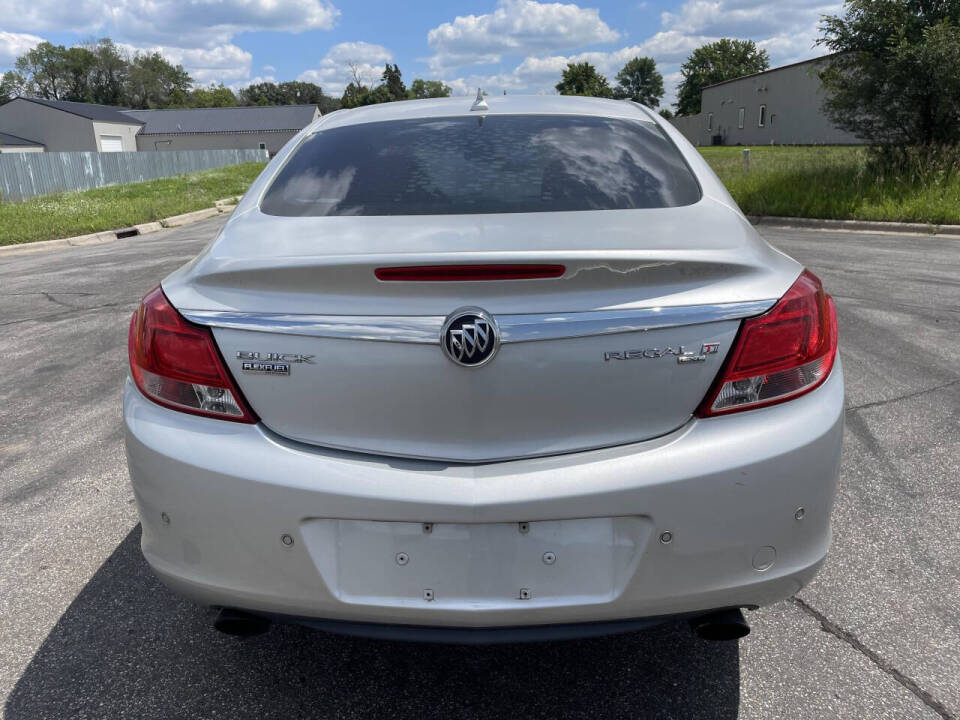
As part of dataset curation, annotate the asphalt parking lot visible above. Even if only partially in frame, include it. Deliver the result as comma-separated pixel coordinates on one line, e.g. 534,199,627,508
1,216,958,719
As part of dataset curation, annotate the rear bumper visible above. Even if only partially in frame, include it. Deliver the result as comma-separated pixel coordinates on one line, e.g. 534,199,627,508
123,361,844,630
263,612,701,644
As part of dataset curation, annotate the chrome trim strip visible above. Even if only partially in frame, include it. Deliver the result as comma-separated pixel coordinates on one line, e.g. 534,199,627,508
183,312,444,343
499,301,774,342
182,300,775,344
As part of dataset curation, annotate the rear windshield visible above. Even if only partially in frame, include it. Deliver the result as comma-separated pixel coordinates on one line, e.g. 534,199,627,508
260,114,701,217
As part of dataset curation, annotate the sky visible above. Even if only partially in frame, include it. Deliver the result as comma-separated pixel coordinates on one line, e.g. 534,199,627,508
0,0,842,106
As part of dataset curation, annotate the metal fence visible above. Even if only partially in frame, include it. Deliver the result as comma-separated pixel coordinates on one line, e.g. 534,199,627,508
0,148,269,202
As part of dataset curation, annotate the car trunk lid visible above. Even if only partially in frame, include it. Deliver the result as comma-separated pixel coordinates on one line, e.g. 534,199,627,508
163,202,798,462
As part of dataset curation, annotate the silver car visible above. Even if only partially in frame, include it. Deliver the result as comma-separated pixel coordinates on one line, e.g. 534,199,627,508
123,95,843,643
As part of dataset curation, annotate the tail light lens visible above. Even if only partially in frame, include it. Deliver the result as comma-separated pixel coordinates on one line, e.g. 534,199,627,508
697,270,838,417
375,264,566,281
128,286,257,423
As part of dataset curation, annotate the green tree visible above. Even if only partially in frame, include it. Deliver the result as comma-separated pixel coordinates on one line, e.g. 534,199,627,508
381,63,406,101
1,71,27,104
675,39,769,115
315,94,342,114
62,46,96,102
12,39,131,105
185,84,238,108
340,77,398,108
168,86,189,108
86,38,128,105
555,62,613,97
361,84,394,105
126,52,191,108
238,81,339,111
278,81,326,105
658,107,675,120
818,0,960,145
612,56,664,107
340,82,369,109
14,42,71,99
239,81,284,105
408,78,452,99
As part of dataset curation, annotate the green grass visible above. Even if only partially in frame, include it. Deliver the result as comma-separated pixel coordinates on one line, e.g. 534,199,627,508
699,146,960,225
0,162,266,246
4,149,958,246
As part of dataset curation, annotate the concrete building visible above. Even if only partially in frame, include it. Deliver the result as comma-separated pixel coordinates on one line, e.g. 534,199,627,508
670,55,864,146
0,98,142,152
122,105,320,155
0,132,44,153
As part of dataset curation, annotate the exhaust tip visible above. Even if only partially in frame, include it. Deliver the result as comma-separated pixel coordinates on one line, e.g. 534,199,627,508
690,609,750,641
214,608,271,637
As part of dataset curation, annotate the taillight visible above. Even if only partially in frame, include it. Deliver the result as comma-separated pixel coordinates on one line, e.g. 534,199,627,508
128,286,258,423
697,270,838,417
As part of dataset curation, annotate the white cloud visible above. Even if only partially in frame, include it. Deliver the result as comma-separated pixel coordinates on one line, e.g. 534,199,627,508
298,41,393,95
632,30,710,63
0,29,44,67
229,74,277,92
662,0,838,38
0,2,111,35
161,44,254,85
442,77,475,96
427,0,619,71
0,1,340,45
321,40,393,65
110,0,340,46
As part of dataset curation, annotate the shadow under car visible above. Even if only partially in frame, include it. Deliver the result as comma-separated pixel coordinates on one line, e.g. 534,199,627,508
6,525,741,719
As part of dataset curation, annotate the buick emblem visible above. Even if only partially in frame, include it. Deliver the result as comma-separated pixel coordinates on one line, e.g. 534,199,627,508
441,308,500,367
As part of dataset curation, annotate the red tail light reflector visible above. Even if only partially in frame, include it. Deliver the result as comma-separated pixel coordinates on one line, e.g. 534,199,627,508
375,264,565,281
128,286,257,423
697,270,838,416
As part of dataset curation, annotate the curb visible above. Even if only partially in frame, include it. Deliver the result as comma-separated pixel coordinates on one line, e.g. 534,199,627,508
0,203,236,258
161,207,221,228
749,215,960,237
134,221,164,235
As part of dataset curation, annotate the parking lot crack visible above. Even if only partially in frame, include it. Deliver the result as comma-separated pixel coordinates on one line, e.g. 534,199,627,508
0,301,135,328
0,291,96,296
41,292,87,310
830,293,960,316
846,379,960,413
791,597,954,719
